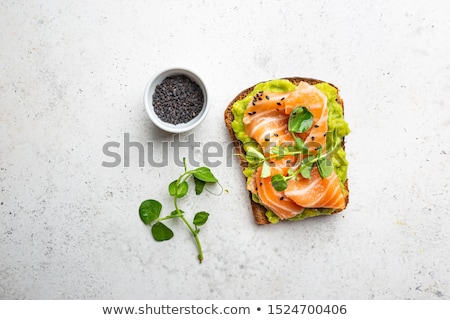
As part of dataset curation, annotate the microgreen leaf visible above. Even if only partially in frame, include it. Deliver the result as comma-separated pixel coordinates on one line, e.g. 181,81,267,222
288,106,313,133
261,161,271,178
290,133,308,154
333,128,339,146
192,167,218,183
316,145,323,157
326,128,339,151
270,146,280,155
168,180,178,196
194,177,206,195
151,222,174,241
270,147,280,156
317,156,334,178
270,146,290,160
271,174,288,191
293,135,304,150
246,147,265,163
300,157,314,179
176,181,189,198
139,199,162,224
193,211,209,226
170,209,184,216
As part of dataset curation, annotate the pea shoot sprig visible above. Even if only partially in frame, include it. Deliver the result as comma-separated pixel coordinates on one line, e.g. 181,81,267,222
139,159,221,263
244,106,340,191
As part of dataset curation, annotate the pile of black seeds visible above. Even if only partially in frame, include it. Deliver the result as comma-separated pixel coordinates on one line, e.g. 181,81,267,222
152,75,204,125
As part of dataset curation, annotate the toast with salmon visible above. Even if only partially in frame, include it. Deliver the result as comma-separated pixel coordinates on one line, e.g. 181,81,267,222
224,77,350,224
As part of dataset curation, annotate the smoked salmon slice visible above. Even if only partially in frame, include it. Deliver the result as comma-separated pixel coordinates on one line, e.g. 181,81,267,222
284,167,346,209
284,81,329,153
253,166,304,220
243,92,293,151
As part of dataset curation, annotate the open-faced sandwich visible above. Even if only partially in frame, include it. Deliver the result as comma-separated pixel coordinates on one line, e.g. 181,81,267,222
224,78,350,224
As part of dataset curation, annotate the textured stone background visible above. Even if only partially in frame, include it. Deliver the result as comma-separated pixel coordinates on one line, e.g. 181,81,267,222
1,0,449,299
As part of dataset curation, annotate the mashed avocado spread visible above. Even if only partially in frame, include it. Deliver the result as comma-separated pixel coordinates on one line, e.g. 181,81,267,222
231,79,350,223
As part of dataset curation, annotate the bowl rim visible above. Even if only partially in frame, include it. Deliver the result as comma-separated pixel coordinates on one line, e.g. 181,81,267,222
144,67,209,133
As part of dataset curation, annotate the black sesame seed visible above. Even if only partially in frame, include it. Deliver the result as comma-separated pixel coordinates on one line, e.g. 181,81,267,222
152,75,204,125
280,196,284,201
277,102,281,106
253,111,257,115
260,182,263,186
311,136,315,141
314,124,319,128
274,133,278,137
266,95,269,100
286,159,291,163
281,97,285,100
324,132,327,137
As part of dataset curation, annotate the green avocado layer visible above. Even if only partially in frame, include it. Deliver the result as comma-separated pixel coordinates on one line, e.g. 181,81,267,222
231,79,350,223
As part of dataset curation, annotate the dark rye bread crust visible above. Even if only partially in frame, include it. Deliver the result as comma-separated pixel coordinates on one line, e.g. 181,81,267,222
224,77,349,224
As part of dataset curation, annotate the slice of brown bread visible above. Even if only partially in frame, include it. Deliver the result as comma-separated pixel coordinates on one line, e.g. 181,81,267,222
224,77,349,224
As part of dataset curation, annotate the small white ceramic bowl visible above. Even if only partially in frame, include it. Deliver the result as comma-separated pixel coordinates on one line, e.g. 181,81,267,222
144,67,209,133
